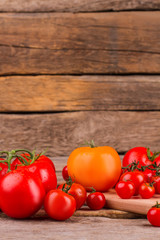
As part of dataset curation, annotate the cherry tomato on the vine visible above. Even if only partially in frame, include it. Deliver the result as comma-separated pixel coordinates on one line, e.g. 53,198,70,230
147,202,160,227
151,176,160,194
0,168,45,219
123,147,153,167
86,192,105,210
139,182,155,199
120,171,145,195
115,181,135,199
62,166,69,181
58,182,86,210
44,189,76,221
0,160,8,179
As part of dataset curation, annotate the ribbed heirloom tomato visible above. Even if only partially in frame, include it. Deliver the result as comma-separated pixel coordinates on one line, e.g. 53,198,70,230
67,142,121,192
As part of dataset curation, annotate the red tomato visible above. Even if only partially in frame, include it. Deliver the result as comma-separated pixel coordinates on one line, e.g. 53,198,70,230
139,183,155,199
152,176,160,194
12,154,57,193
62,166,69,181
86,192,105,210
44,189,76,221
143,169,156,182
37,155,56,171
27,161,57,193
0,160,8,179
58,183,86,210
0,169,45,218
115,181,135,199
153,155,160,167
147,203,160,227
123,147,153,167
12,154,55,172
120,171,145,195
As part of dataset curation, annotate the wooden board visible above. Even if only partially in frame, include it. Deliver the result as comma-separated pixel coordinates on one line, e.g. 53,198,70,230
0,12,159,74
0,111,160,156
1,75,160,112
0,0,159,12
104,190,160,215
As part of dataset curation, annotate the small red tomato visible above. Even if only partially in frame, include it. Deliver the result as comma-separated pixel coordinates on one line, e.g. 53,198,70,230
58,183,86,210
86,192,105,210
147,202,160,227
115,181,135,199
143,169,156,182
62,166,69,181
44,189,76,221
123,147,153,167
120,171,145,195
139,183,155,199
151,176,160,194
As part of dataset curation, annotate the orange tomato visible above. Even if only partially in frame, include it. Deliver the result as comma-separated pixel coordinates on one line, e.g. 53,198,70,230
67,145,121,192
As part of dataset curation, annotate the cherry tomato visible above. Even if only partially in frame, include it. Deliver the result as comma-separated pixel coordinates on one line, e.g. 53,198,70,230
120,171,145,195
143,169,156,182
58,183,86,210
139,183,155,199
62,166,69,181
68,145,121,192
147,202,160,227
86,192,105,210
152,176,160,194
44,189,76,221
123,147,153,167
115,181,135,199
0,168,45,218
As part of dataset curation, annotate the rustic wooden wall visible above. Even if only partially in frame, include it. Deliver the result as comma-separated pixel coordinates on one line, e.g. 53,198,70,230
0,0,160,157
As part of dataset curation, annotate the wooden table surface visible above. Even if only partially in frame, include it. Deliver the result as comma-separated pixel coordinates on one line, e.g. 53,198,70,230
0,211,160,240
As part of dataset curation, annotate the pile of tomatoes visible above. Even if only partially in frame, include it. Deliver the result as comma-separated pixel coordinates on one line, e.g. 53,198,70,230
115,147,160,226
1,145,160,227
0,148,106,220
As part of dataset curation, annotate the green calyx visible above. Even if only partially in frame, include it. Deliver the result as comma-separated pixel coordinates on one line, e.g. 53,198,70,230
0,149,47,173
152,201,160,208
81,140,97,148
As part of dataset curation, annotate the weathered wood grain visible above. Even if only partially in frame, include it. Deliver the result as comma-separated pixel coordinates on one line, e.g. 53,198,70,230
0,0,159,12
0,12,159,74
1,75,160,112
0,111,160,156
0,214,157,240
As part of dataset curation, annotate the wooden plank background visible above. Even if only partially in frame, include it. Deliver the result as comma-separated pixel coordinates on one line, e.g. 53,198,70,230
0,0,159,12
0,0,160,163
0,12,159,74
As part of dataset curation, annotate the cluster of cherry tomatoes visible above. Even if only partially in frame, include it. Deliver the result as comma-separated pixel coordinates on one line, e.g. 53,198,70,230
115,147,160,226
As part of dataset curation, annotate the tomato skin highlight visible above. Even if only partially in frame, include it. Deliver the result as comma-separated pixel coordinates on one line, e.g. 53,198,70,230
86,192,105,210
67,146,121,192
139,183,155,199
0,169,45,219
147,207,160,227
115,181,135,199
44,189,76,221
120,171,145,195
123,147,153,167
58,183,86,210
